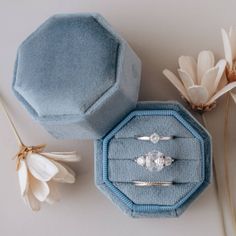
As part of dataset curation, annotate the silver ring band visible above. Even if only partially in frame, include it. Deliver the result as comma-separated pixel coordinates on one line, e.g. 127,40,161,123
135,151,174,172
133,181,173,187
136,133,174,144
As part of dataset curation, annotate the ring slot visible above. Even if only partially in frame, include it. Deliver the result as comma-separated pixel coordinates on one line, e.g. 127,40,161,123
108,159,202,183
112,182,198,205
114,115,195,139
108,138,201,161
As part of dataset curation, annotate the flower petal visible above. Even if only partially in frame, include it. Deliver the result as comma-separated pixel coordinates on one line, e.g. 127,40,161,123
46,181,60,204
178,56,197,84
18,160,28,196
52,161,76,184
30,175,50,202
197,50,215,84
26,153,58,182
41,152,80,162
206,82,236,105
229,26,236,60
178,69,195,89
213,59,227,92
217,73,228,90
201,67,219,97
187,85,209,106
221,28,233,68
230,90,236,103
64,165,76,177
23,187,41,211
163,69,190,101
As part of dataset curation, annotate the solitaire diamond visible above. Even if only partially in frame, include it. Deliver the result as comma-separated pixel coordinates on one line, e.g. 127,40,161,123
150,133,160,143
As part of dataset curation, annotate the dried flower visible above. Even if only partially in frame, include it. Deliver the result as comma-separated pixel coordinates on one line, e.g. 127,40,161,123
17,146,80,211
163,50,236,112
221,26,236,82
221,26,236,103
0,96,81,211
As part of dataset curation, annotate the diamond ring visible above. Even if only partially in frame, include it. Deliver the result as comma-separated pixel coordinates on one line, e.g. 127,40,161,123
136,133,174,144
133,181,173,187
135,151,174,172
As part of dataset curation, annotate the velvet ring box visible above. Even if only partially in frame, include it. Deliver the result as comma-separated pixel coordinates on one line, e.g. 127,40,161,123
95,102,211,217
12,13,141,139
12,13,212,218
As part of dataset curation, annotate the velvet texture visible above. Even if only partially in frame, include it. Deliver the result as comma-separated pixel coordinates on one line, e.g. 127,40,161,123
95,102,212,218
12,13,141,139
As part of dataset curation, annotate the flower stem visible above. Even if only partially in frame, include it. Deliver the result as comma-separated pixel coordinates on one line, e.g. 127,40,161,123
0,96,24,147
202,113,227,236
223,93,236,233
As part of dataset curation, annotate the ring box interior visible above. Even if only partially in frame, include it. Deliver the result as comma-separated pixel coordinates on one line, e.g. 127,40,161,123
95,102,211,217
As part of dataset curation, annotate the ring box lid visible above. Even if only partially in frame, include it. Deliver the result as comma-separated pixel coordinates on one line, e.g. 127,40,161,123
12,13,141,139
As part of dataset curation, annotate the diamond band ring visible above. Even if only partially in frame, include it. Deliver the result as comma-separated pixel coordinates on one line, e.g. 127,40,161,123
133,181,173,187
135,151,174,172
136,133,174,144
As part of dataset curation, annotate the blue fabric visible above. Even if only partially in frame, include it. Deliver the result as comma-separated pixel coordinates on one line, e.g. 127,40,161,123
95,101,212,218
109,160,201,183
12,13,141,139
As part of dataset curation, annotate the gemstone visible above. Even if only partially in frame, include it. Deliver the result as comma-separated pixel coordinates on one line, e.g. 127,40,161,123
136,156,145,166
150,133,160,143
145,155,156,171
136,151,173,172
146,151,164,171
165,156,173,166
154,156,165,166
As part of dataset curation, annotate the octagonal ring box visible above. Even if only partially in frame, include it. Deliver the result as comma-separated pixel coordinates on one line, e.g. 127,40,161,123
12,13,141,139
95,102,212,217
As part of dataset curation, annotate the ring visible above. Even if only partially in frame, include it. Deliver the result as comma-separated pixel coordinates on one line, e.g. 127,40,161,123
135,150,174,172
136,132,174,144
133,181,173,187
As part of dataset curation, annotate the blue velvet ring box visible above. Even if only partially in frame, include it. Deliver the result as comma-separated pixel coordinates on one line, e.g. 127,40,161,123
12,13,212,218
12,13,141,139
95,102,212,217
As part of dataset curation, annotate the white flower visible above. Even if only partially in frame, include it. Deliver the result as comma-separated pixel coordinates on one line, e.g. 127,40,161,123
0,96,81,212
163,50,236,111
221,26,236,102
17,146,80,211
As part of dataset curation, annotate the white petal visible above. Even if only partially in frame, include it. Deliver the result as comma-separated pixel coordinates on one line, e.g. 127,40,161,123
206,82,236,105
52,161,76,184
163,69,190,101
221,28,233,68
201,67,219,96
23,187,41,211
18,160,28,196
64,165,76,177
178,56,197,83
46,181,60,204
178,69,195,89
230,90,236,103
217,73,228,90
197,50,215,84
30,175,50,202
41,152,80,162
229,26,236,60
213,59,227,91
26,153,58,182
187,85,209,106
47,151,77,155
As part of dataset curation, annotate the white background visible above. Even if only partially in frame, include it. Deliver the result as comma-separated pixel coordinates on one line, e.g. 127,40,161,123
1,0,236,235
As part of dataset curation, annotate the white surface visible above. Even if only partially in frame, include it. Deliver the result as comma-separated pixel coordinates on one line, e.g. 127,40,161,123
1,0,235,235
